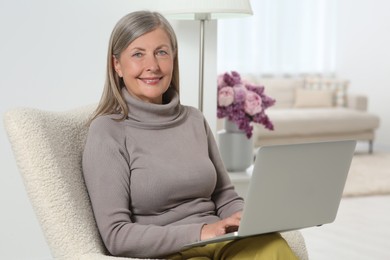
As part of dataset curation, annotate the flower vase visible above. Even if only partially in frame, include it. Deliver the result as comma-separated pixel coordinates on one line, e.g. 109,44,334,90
218,119,254,172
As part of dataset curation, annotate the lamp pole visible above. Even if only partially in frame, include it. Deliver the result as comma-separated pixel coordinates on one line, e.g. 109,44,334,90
198,18,206,112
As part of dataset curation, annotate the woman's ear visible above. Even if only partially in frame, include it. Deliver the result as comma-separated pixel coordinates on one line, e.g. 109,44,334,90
112,55,123,77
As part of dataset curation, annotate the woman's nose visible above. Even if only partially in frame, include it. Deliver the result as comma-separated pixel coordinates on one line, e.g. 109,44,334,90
145,55,160,72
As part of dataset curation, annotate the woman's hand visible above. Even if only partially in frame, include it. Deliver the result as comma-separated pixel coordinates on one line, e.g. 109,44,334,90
200,211,242,241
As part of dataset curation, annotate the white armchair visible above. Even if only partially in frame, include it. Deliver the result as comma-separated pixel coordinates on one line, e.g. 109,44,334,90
4,106,308,260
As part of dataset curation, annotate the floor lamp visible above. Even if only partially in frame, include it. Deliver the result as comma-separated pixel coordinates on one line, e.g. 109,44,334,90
160,0,253,112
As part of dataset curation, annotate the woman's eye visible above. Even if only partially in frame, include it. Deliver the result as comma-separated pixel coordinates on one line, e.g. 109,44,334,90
132,52,143,58
156,50,168,56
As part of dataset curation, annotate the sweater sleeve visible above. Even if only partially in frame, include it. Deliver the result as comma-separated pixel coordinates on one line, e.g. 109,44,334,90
82,118,203,258
204,119,245,219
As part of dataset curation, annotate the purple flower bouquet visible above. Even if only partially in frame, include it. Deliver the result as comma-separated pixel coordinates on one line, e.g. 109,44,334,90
217,71,275,138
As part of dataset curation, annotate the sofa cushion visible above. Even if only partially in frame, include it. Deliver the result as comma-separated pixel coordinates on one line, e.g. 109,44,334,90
294,88,334,108
260,79,303,109
253,108,380,137
304,77,349,107
242,74,304,109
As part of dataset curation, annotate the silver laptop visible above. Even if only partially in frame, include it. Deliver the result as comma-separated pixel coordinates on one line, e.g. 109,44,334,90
183,140,356,249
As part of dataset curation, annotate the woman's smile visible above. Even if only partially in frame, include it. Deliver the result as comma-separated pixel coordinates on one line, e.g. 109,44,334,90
139,76,163,85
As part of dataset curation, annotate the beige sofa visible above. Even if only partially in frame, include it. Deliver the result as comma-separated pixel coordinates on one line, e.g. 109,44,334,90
243,75,380,153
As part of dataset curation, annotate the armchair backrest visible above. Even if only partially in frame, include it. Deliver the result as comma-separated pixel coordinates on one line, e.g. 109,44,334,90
4,105,107,259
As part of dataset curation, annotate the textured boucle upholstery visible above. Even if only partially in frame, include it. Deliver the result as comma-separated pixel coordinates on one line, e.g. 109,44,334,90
280,231,308,260
4,106,308,260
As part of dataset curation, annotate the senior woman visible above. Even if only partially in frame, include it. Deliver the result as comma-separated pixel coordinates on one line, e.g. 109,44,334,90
82,10,298,260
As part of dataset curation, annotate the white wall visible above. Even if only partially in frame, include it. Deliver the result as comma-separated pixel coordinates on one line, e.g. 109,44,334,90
0,0,216,259
336,0,390,150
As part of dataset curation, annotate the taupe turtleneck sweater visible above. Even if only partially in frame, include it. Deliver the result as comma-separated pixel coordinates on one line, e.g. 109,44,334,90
82,88,244,258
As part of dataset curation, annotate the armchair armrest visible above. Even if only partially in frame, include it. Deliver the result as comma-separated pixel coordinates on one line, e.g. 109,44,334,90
347,94,368,111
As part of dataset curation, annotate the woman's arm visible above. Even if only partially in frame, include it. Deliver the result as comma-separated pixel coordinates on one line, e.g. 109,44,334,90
198,118,244,239
204,119,245,219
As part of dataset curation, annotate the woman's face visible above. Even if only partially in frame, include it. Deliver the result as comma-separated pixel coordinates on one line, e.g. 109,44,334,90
113,28,174,104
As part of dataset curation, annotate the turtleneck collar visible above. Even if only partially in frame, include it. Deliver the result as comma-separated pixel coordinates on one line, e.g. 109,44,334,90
121,87,188,129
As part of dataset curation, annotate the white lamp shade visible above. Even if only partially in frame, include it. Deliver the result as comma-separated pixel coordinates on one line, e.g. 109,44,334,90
157,0,253,20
